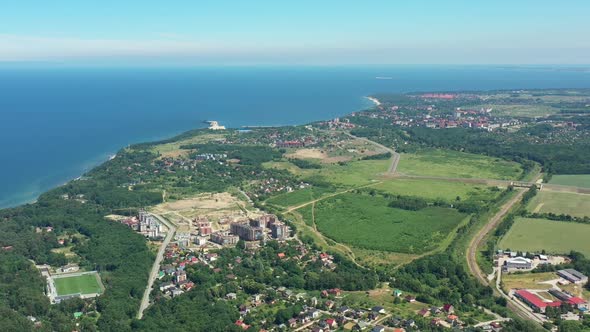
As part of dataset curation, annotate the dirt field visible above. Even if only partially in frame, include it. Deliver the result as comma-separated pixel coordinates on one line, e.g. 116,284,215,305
286,148,352,163
158,192,238,211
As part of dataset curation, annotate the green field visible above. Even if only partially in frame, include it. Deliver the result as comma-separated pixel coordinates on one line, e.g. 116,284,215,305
498,217,590,256
527,191,590,218
549,174,590,189
265,187,333,208
370,178,501,202
312,192,467,254
265,159,388,187
54,273,103,296
397,149,522,180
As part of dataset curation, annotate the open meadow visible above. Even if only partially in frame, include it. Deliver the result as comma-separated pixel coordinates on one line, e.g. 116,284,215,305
526,191,590,217
312,192,467,254
498,217,590,256
54,272,103,296
370,178,501,202
549,174,590,189
397,149,522,180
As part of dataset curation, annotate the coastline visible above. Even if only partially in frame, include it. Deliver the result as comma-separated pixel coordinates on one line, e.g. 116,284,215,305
366,96,382,106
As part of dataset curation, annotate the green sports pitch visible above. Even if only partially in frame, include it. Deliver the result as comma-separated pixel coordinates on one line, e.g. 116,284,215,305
54,273,103,296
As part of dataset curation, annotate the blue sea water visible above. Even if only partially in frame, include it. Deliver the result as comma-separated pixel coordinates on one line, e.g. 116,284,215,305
1,65,589,208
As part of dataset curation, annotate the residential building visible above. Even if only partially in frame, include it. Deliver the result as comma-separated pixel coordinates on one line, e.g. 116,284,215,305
230,222,264,241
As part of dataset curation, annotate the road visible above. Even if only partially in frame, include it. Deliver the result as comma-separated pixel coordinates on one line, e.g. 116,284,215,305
465,174,546,324
342,131,400,175
137,213,177,320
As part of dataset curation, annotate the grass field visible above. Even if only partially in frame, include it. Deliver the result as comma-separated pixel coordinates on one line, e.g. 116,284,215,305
370,178,501,202
313,192,467,254
265,187,333,209
265,159,389,188
526,191,590,218
550,174,590,189
54,273,103,296
397,149,522,180
501,272,556,291
498,217,590,256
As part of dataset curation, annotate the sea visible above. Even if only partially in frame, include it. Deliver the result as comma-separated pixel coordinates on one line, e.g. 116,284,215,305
1,65,589,208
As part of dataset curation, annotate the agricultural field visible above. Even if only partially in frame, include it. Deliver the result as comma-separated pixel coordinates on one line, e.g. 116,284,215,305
526,191,590,218
549,174,590,189
312,192,467,254
397,149,522,180
54,272,103,296
370,178,501,202
498,217,590,256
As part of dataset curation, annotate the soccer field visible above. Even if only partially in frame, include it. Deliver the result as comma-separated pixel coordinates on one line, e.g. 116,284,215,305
54,273,103,296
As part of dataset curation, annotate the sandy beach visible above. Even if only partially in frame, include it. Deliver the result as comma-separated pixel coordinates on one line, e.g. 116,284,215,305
366,96,382,106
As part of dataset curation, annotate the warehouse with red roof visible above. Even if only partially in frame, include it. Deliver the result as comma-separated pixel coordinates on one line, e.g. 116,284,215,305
515,290,562,313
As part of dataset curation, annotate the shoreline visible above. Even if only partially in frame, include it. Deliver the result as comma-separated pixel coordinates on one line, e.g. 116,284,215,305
366,96,382,106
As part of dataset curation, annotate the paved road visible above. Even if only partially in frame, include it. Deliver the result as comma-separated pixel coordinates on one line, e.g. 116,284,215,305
137,213,177,320
343,131,400,175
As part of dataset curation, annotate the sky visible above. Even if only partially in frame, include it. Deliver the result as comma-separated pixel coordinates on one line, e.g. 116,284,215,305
0,0,589,65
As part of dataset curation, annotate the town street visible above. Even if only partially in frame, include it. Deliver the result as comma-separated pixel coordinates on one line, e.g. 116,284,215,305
137,213,177,319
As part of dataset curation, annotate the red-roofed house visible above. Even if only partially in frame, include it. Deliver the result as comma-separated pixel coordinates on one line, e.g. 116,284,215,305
515,290,562,313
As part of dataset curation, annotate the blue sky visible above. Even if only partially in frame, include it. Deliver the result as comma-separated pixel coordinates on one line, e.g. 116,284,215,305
1,0,588,65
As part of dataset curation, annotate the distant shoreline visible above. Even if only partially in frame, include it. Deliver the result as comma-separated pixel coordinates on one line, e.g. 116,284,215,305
366,96,381,106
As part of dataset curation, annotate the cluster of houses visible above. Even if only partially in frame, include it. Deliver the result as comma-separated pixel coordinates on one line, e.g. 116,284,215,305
118,210,165,238
416,304,466,329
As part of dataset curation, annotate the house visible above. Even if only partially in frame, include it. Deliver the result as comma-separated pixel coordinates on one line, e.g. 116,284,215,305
226,292,237,300
442,304,455,314
405,295,416,302
159,282,174,292
418,308,430,317
372,306,386,314
325,318,337,328
310,309,321,319
171,288,184,297
490,321,503,332
430,306,441,315
393,289,403,297
277,252,286,259
447,314,459,323
354,321,370,331
372,326,385,332
288,318,297,328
